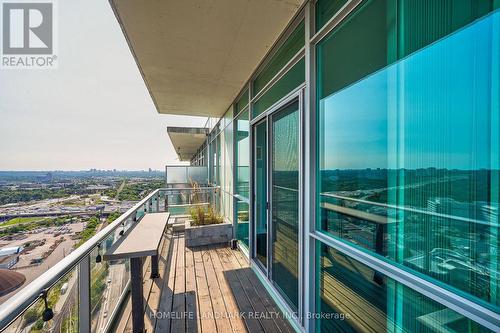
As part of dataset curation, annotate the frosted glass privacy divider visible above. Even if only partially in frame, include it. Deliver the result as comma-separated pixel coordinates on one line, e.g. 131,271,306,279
187,166,208,184
165,166,188,184
166,166,208,185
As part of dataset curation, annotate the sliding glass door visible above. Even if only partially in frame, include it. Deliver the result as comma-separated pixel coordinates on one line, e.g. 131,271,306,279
252,95,302,316
270,100,300,311
254,120,268,269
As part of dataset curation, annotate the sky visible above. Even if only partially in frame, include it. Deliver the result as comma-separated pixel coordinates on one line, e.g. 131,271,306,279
0,0,206,171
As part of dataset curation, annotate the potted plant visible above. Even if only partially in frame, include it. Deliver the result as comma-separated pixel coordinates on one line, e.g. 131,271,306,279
184,183,233,247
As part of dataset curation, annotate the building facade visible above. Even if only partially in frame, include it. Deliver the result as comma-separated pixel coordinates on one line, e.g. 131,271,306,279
184,2,500,332
114,0,500,332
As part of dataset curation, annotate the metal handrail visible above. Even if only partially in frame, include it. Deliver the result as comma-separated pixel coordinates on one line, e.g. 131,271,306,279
162,187,214,191
0,188,163,330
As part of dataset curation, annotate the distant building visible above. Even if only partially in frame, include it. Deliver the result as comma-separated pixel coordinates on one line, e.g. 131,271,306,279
0,254,19,269
0,246,22,270
0,246,22,257
86,185,110,193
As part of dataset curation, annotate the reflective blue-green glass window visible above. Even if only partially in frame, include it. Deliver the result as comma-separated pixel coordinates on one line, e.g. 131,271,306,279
317,3,500,309
209,139,216,183
235,88,249,115
315,0,349,32
253,58,305,118
223,107,233,129
317,0,498,99
236,199,249,248
235,109,249,198
253,21,305,97
397,0,496,58
316,242,494,333
216,134,221,186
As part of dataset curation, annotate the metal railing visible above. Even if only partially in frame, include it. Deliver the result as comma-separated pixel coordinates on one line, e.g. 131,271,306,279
0,187,217,333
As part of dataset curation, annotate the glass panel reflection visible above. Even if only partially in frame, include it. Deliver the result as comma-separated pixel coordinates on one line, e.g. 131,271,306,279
255,120,268,269
236,199,249,248
317,242,493,333
253,58,305,118
317,10,500,308
90,227,130,332
235,109,250,198
4,265,79,333
253,21,305,97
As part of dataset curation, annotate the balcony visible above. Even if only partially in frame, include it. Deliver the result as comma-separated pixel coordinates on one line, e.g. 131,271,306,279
0,187,293,333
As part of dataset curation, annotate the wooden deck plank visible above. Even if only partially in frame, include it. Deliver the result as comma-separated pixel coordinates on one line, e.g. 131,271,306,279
214,247,264,333
221,247,282,333
143,234,170,332
207,245,247,333
171,234,186,332
193,246,217,332
114,230,296,333
155,231,180,333
200,245,233,333
230,248,295,333
185,243,200,333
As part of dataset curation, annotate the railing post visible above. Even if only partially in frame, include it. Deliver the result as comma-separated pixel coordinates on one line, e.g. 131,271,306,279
156,195,160,212
130,258,145,332
78,255,91,333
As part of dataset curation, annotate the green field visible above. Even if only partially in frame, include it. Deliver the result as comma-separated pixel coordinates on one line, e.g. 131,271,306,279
1,216,47,227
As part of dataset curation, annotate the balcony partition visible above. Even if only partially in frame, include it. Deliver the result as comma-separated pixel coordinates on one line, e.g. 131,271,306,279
165,165,208,187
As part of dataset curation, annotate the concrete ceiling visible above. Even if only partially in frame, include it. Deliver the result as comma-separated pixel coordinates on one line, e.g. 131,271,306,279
167,127,208,161
110,0,304,118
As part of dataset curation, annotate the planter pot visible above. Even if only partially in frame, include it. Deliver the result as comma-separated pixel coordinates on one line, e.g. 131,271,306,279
185,219,233,247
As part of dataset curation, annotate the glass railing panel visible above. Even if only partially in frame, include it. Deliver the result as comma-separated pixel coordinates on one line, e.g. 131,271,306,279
160,187,222,225
89,227,130,332
0,187,227,332
3,264,79,333
0,189,163,333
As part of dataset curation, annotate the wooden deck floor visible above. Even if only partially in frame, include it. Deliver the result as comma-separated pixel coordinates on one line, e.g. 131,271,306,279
113,229,295,333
